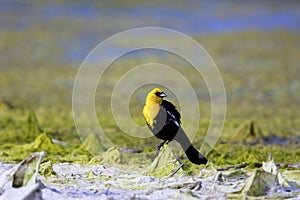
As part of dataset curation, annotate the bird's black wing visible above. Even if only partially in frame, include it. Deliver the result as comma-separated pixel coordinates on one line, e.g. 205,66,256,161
161,100,181,126
153,100,208,165
149,100,181,139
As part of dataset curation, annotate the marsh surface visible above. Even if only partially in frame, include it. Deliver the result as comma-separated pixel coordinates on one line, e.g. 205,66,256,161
0,1,300,199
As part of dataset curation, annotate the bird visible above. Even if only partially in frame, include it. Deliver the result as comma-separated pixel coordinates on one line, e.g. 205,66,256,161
142,88,208,165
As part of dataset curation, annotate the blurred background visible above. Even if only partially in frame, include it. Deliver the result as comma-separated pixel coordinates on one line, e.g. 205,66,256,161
0,0,299,164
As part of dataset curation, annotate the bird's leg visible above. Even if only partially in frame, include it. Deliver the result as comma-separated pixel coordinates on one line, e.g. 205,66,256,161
155,141,167,158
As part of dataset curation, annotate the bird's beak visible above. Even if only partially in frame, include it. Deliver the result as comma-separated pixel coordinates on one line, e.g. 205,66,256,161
159,92,167,98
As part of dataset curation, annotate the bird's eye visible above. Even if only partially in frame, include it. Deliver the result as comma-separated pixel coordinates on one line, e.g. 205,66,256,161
155,91,161,96
154,91,167,98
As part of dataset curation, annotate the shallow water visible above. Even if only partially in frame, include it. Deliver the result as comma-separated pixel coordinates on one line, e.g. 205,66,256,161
1,1,300,62
2,1,300,32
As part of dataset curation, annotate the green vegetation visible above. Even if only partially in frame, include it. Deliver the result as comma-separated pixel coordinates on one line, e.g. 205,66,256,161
0,29,299,170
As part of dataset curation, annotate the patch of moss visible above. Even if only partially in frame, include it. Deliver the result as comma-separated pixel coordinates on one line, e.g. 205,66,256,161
69,132,105,161
208,142,300,168
22,111,43,139
230,120,264,144
0,30,299,170
39,160,57,177
0,133,67,163
80,133,104,155
93,147,126,165
24,132,63,153
62,154,91,164
88,155,103,164
143,144,184,177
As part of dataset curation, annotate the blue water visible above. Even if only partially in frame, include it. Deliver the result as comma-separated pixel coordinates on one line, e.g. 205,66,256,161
1,1,300,63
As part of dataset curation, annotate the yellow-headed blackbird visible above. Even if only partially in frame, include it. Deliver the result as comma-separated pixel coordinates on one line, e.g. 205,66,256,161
143,88,208,165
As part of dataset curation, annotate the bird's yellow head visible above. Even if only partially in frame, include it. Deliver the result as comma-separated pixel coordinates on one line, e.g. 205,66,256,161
145,88,167,105
143,88,167,126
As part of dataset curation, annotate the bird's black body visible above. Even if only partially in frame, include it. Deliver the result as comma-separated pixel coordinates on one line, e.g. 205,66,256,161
148,100,181,141
143,88,208,165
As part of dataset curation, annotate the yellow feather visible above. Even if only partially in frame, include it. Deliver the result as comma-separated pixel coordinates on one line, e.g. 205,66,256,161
143,88,164,126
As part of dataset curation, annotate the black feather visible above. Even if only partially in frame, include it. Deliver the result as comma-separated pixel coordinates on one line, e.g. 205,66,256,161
148,99,207,165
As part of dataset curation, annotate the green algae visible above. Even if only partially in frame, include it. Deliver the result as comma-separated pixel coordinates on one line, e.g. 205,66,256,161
0,31,299,172
69,132,105,163
123,152,152,167
62,154,91,164
24,133,63,153
0,114,298,169
88,155,103,164
39,161,57,177
208,142,300,167
88,147,126,165
101,147,126,164
0,132,67,163
224,169,247,179
23,111,43,139
79,132,105,155
143,144,185,177
230,120,264,144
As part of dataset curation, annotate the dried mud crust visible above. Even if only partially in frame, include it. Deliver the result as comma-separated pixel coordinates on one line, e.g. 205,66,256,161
2,161,299,200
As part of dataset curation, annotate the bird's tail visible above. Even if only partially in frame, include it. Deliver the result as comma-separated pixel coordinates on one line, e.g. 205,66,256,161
173,127,208,165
